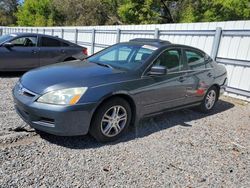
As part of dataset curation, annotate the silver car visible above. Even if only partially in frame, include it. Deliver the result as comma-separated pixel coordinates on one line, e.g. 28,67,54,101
0,33,88,71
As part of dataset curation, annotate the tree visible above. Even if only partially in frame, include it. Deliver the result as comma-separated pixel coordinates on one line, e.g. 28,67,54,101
52,0,118,26
177,0,250,23
118,0,161,24
0,0,19,26
16,0,63,26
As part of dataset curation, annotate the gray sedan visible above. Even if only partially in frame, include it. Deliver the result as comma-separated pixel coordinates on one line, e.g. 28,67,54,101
0,33,88,71
13,38,227,142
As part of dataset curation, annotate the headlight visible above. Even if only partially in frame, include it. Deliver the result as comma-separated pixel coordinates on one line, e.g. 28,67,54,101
37,87,88,105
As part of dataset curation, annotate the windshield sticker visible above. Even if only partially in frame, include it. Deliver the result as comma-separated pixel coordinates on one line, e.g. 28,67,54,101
142,45,158,51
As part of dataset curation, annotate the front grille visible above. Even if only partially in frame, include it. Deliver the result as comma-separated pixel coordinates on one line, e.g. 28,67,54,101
16,83,37,98
22,90,36,98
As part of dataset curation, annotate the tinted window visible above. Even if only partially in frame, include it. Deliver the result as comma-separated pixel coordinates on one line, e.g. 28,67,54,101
185,50,205,70
154,49,183,72
88,44,155,70
11,37,37,47
61,42,69,47
41,37,61,47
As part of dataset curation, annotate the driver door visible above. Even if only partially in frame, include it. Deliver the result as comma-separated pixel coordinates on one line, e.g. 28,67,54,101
0,36,39,70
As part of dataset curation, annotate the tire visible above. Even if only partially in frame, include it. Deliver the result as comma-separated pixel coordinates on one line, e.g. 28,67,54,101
89,97,132,142
198,86,218,113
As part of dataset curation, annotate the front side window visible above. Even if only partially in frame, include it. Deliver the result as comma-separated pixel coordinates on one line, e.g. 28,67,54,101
153,49,183,72
11,37,37,47
185,50,205,70
41,37,61,47
88,44,156,70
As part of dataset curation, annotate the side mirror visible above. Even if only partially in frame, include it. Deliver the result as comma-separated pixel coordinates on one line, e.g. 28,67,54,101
3,42,14,48
148,65,167,75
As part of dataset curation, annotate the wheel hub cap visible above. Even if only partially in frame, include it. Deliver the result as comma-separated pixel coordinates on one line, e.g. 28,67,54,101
205,90,216,110
101,105,127,137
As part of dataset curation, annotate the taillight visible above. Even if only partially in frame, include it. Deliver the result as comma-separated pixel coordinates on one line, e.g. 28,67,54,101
83,48,88,56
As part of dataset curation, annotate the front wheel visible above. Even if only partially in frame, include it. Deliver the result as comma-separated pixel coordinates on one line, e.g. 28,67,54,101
89,97,132,142
198,86,218,113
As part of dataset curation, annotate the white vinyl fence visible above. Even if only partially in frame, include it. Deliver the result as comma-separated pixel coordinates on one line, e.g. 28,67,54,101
1,21,250,101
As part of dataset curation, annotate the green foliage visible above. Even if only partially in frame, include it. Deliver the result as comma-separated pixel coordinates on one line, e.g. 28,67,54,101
16,0,62,26
118,0,163,24
178,0,250,23
0,0,18,26
52,0,119,26
2,0,250,26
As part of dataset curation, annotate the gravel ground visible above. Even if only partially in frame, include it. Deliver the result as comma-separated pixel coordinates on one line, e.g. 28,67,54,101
0,73,250,187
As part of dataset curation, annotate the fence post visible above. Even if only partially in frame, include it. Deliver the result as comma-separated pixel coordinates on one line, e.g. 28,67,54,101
0,28,2,36
211,27,222,60
61,29,64,39
91,29,96,55
116,28,121,43
52,29,54,36
75,29,78,44
154,28,159,39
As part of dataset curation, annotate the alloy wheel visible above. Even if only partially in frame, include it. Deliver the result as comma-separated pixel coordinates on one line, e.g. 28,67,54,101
205,90,216,110
101,105,128,137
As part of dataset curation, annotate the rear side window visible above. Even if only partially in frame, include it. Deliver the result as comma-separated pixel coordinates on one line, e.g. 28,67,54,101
41,37,61,47
61,42,69,47
154,49,183,72
185,50,205,70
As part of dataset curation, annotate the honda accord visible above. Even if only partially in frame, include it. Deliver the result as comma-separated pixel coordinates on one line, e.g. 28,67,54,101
13,38,227,142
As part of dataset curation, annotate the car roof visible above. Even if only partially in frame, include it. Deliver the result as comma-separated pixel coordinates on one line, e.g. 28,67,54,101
9,32,80,47
126,38,171,48
10,33,61,38
126,38,206,54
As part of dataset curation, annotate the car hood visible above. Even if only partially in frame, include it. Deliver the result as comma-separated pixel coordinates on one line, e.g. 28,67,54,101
20,60,131,94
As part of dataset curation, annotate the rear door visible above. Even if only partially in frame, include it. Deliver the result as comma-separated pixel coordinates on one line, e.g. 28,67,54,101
140,48,191,115
0,36,39,70
183,49,215,103
38,36,67,66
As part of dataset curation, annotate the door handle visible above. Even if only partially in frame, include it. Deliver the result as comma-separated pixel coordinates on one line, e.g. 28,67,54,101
207,72,213,77
32,50,37,54
61,49,65,53
179,76,186,82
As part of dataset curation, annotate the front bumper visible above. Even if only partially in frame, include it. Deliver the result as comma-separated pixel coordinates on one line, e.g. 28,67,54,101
220,78,228,96
13,85,97,136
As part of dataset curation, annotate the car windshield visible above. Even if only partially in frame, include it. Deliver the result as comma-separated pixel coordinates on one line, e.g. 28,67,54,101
0,34,15,44
87,44,157,70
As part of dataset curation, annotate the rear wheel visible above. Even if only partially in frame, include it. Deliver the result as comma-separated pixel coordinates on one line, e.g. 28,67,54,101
89,97,132,142
198,86,218,113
